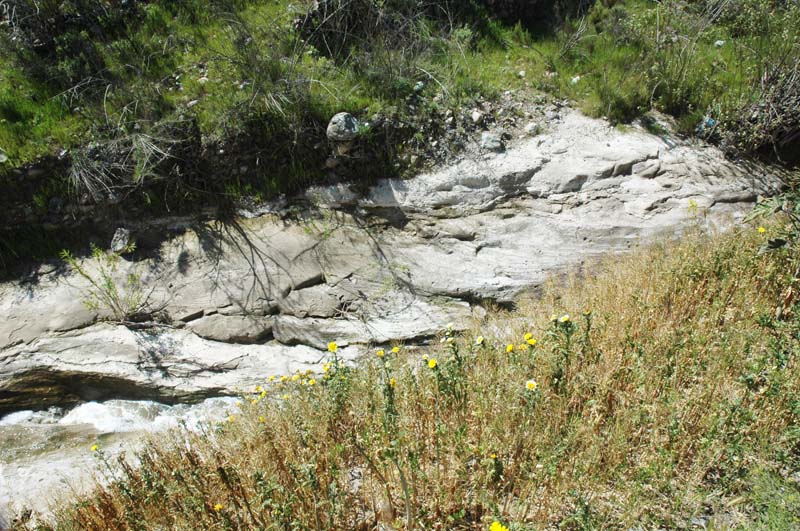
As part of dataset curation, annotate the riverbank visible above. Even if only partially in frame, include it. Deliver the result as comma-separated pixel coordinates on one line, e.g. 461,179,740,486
0,107,791,526
1,109,784,415
13,215,800,530
3,0,798,272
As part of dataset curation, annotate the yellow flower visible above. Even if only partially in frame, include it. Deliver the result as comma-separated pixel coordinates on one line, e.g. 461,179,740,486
280,375,288,383
526,379,538,391
476,335,484,345
268,375,276,382
90,444,99,452
260,390,267,398
282,393,290,400
228,415,235,423
323,362,331,373
524,332,533,341
309,379,317,386
516,344,529,352
559,314,570,323
526,338,537,347
376,349,385,358
389,377,397,388
255,385,263,393
506,343,514,353
428,358,438,369
391,346,400,354
758,226,766,234
291,374,300,382
490,521,509,531
251,398,259,404
583,309,592,316
490,452,497,459
213,503,223,512
258,416,265,423
328,341,338,353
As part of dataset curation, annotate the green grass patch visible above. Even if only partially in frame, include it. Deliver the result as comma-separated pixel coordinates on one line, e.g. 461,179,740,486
0,62,87,166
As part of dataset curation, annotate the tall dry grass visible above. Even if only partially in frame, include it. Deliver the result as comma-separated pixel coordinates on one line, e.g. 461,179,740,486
18,221,800,531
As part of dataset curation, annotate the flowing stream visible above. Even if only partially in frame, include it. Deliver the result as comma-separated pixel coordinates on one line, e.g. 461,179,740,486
0,397,238,523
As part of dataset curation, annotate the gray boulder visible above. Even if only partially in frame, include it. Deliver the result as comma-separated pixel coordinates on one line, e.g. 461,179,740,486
110,228,133,253
327,112,359,142
480,132,505,152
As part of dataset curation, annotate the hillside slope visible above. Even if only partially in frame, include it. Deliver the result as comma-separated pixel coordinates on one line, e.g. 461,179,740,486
1,0,798,271
13,216,800,531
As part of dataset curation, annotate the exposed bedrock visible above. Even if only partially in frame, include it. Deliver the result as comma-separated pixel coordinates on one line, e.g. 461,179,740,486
0,111,785,414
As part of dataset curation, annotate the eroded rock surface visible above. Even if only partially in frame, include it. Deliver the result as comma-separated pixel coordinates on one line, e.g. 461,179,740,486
0,111,784,414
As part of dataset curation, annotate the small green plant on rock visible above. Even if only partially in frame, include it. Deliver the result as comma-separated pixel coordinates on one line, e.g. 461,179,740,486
60,244,151,322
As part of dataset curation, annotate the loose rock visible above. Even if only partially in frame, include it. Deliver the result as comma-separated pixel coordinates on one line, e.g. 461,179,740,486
110,228,133,253
327,112,359,142
480,132,505,152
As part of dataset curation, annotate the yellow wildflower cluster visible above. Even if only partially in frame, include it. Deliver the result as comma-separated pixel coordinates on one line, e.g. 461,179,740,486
524,332,537,346
490,522,509,531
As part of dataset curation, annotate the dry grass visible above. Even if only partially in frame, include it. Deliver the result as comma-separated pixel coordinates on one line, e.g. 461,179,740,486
19,221,800,531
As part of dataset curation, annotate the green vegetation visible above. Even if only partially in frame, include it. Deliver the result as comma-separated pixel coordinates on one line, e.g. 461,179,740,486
2,0,797,207
1,0,799,273
60,244,151,322
15,211,800,530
